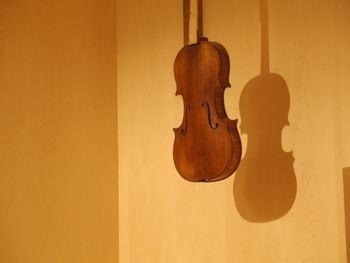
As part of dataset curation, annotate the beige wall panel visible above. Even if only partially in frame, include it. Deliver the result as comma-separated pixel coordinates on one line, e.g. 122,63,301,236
117,0,349,262
0,1,118,262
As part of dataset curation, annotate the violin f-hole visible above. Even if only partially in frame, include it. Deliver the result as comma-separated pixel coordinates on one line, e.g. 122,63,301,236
181,105,191,134
201,102,219,129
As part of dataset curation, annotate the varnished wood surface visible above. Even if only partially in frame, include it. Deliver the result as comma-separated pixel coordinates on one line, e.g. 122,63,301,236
117,0,349,262
183,0,203,45
173,40,241,182
0,1,118,262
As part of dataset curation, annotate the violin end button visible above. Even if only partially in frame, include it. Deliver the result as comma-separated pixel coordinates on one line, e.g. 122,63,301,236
198,178,209,182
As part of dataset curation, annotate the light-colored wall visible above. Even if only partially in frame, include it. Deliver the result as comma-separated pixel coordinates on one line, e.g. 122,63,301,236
117,0,350,262
0,1,118,262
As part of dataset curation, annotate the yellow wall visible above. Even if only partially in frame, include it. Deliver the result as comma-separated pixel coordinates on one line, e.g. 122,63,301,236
117,0,350,262
0,1,118,262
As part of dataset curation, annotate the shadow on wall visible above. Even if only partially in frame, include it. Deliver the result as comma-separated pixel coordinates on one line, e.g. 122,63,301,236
233,0,297,223
343,167,350,263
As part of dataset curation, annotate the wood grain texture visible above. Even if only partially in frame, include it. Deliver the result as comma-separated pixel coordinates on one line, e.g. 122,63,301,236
0,1,118,262
117,0,349,262
173,40,241,182
183,0,198,45
183,0,203,46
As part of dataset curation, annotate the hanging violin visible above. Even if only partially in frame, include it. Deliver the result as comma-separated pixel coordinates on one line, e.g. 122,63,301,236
173,0,242,182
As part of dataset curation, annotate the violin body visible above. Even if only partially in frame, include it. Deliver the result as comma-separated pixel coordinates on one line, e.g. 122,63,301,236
173,38,242,182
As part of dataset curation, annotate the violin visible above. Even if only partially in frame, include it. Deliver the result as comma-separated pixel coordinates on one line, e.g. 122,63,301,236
173,0,241,182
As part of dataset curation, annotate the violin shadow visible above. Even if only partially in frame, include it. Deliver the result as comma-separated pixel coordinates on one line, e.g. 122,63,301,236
232,0,297,223
233,72,297,223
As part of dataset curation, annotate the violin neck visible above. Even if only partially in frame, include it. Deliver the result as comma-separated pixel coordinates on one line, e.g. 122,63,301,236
184,0,203,45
